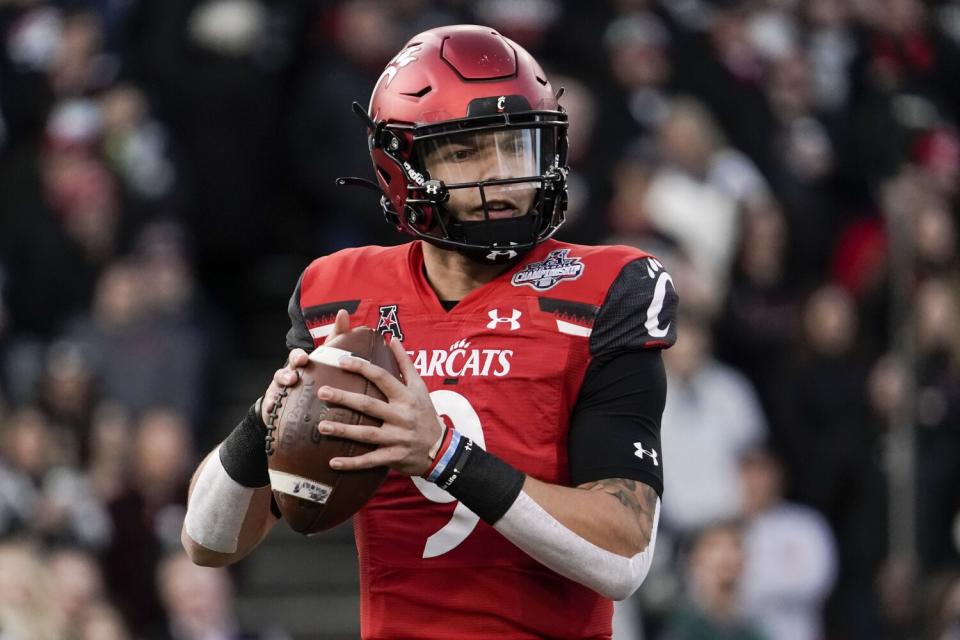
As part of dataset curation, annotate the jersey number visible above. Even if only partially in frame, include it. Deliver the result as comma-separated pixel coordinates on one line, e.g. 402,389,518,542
410,390,485,558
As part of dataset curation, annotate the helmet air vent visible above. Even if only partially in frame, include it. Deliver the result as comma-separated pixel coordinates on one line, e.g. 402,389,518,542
440,31,516,80
401,85,433,98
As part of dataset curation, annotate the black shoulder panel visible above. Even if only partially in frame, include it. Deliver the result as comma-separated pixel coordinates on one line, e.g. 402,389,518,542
589,257,678,359
285,272,314,351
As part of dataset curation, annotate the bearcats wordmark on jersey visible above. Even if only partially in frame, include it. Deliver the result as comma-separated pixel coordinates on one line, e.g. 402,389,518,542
285,239,677,640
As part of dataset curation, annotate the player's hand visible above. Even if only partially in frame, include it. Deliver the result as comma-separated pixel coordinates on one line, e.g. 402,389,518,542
316,337,442,476
262,309,351,424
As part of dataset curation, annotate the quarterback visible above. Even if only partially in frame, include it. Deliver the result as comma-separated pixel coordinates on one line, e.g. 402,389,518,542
182,25,678,639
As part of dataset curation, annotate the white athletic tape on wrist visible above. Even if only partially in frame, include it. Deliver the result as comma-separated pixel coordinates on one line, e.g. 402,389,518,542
309,345,366,367
494,491,660,601
184,447,254,554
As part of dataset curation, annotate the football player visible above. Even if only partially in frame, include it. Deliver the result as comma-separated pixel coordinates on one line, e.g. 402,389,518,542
182,25,678,639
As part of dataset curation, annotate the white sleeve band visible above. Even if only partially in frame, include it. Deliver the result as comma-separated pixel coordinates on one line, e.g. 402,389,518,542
493,491,660,601
184,447,255,554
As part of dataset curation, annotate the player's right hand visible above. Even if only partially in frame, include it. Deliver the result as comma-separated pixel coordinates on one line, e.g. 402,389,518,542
261,309,351,424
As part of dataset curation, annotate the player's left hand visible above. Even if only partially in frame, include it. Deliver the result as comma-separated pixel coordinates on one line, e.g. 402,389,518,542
316,337,442,476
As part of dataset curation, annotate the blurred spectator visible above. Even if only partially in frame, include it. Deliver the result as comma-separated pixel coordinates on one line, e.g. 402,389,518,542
0,542,66,640
671,0,779,174
644,98,765,295
289,0,407,252
42,144,120,264
79,600,132,640
67,253,208,425
117,0,303,311
48,8,116,97
550,73,603,240
600,11,674,144
0,407,111,549
803,0,857,113
738,447,838,640
912,190,958,278
766,50,835,185
86,401,133,504
910,278,959,571
606,137,662,247
0,3,60,146
103,407,193,635
870,277,960,569
0,105,111,352
49,546,107,627
99,83,176,206
659,314,767,535
658,522,766,640
133,221,214,426
855,0,960,114
38,339,98,458
713,205,799,416
763,45,845,275
926,572,960,640
154,551,288,640
774,284,874,512
911,127,960,203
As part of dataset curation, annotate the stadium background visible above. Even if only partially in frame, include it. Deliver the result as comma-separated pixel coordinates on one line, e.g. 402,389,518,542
0,0,958,638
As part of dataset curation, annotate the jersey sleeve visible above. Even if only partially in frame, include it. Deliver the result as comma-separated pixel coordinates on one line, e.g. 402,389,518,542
567,350,666,495
285,271,314,351
589,257,678,361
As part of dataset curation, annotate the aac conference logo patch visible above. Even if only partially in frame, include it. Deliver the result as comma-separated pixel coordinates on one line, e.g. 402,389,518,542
377,304,404,341
511,249,585,291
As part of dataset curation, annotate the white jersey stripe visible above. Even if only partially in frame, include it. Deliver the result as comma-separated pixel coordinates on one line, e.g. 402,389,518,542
556,319,592,337
308,324,334,339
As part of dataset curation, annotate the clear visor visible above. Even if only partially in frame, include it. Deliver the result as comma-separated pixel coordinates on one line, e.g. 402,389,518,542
416,128,548,184
415,128,554,219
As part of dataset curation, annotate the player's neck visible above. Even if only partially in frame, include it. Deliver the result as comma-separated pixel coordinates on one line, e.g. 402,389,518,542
421,242,511,301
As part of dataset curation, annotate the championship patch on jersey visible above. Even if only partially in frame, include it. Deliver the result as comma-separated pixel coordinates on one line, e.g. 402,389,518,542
511,249,585,291
377,304,404,341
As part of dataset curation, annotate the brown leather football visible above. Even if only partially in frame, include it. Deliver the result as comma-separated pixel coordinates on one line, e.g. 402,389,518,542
266,327,399,534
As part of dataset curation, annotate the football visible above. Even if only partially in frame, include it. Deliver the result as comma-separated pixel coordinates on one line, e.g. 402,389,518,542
266,327,400,534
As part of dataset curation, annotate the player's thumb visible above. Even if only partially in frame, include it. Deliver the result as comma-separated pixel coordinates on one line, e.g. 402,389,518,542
329,309,351,340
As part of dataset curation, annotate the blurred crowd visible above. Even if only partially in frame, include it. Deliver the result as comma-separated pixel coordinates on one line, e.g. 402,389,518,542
0,0,959,638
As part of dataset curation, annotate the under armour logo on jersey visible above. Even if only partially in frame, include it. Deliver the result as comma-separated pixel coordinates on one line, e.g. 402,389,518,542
377,304,404,341
634,443,659,466
487,309,522,331
487,249,518,260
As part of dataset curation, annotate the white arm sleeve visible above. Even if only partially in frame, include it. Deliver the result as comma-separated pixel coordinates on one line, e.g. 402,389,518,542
184,447,255,554
494,491,660,601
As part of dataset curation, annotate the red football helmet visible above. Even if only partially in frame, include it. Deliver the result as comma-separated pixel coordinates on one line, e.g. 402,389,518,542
356,25,569,264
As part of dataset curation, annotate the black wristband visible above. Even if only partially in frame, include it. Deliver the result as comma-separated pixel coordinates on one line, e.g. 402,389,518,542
219,399,270,488
436,435,525,525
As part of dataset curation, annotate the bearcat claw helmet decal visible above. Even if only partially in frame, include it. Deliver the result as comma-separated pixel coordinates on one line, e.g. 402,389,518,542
347,25,570,265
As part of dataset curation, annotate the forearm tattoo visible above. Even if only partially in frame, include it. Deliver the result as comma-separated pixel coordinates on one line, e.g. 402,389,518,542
578,478,657,548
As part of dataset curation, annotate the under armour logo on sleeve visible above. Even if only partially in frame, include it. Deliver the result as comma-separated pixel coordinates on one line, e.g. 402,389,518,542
634,443,659,466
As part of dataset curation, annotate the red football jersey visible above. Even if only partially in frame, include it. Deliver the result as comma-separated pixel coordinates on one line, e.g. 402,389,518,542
291,239,676,639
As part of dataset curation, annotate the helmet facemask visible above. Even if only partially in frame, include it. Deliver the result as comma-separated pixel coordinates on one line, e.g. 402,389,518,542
385,113,569,264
